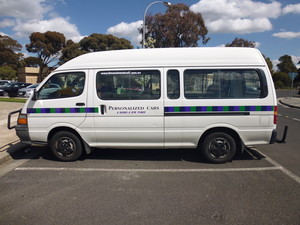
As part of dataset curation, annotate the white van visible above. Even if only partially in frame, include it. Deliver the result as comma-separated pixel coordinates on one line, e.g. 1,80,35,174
8,47,287,163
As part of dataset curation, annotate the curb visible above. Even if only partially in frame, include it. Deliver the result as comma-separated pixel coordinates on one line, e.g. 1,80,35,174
279,98,300,109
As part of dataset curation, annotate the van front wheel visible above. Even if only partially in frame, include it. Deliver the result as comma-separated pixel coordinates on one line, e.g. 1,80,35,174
50,131,83,161
201,132,236,163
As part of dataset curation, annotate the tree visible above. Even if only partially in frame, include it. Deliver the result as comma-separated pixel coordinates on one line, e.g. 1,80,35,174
225,38,256,47
277,55,297,73
26,31,66,82
79,34,133,53
24,57,42,67
263,55,274,75
140,3,209,48
0,35,23,69
0,66,17,80
59,40,87,65
272,72,292,88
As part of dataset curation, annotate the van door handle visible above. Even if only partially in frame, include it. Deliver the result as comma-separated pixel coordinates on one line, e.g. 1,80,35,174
76,102,85,106
100,105,106,115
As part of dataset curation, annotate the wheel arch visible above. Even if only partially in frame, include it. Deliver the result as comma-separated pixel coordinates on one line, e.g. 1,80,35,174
198,127,244,154
48,126,91,154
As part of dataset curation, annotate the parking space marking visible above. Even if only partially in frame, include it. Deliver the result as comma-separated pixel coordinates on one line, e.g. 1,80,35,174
13,148,300,184
249,148,300,185
15,166,282,173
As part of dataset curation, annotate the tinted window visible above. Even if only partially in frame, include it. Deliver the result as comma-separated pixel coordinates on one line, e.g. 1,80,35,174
167,70,180,99
38,72,85,99
96,70,160,100
184,69,264,99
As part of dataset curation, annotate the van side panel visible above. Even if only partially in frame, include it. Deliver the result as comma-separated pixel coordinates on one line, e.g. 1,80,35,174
91,69,165,148
164,67,276,148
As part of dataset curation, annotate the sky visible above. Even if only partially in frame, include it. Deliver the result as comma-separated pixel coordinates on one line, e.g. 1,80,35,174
0,0,300,69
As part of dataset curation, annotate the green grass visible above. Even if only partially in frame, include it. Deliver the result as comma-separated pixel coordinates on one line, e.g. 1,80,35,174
0,97,27,103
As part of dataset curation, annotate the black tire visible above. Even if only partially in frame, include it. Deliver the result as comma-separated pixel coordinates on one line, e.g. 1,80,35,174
3,91,8,97
201,132,236,163
50,131,83,161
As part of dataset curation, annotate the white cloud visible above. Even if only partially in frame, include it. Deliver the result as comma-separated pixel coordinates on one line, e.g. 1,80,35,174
208,18,272,34
0,18,14,28
0,0,83,42
0,0,51,21
291,55,300,68
13,17,84,42
272,31,300,39
282,3,300,14
190,0,281,34
254,42,261,48
0,31,9,36
107,20,143,47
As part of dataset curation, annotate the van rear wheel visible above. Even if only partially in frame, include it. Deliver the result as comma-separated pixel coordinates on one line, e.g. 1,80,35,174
50,131,83,161
201,132,236,163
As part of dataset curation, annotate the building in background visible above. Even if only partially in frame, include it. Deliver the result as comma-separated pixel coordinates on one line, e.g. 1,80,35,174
17,67,53,83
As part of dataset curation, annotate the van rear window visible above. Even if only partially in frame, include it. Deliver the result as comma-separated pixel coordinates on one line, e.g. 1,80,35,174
96,70,161,100
184,69,266,99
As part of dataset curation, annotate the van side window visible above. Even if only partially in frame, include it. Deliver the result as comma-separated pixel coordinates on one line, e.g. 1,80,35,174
167,70,180,99
38,72,85,99
96,70,161,100
184,69,264,99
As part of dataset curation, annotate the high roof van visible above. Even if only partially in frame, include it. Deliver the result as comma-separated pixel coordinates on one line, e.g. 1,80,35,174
8,47,287,163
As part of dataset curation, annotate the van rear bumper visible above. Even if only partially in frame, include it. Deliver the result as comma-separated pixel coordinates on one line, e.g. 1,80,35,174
16,124,32,145
270,126,288,144
270,129,277,144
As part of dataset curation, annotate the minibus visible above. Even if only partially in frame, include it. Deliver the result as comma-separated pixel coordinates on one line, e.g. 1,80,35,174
8,47,287,163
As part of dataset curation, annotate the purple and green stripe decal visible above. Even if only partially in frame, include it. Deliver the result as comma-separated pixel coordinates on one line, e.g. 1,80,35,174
165,105,274,113
27,107,99,114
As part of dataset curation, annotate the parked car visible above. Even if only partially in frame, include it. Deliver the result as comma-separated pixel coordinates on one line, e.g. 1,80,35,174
0,82,32,97
18,83,40,98
0,80,13,87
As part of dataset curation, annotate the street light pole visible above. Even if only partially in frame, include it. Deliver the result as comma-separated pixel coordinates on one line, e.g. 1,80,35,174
142,1,171,48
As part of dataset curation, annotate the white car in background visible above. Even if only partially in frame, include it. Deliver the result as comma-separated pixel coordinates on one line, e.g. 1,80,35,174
18,83,40,98
0,80,13,87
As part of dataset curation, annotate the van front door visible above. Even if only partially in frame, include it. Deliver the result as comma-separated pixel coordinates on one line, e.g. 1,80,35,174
93,70,164,148
27,71,88,143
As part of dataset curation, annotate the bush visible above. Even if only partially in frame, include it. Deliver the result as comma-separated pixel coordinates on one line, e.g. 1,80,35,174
0,66,17,80
274,81,284,89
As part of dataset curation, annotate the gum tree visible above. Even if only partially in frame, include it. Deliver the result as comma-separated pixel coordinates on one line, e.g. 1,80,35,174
26,31,66,82
140,3,209,48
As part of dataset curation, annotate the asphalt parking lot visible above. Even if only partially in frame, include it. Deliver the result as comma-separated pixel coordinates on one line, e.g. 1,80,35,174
1,143,300,225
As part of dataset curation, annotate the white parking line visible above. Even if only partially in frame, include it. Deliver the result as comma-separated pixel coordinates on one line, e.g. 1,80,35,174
249,148,300,185
14,150,300,184
15,166,281,173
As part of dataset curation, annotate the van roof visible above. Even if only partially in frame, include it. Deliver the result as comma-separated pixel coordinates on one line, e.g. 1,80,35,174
56,47,266,71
